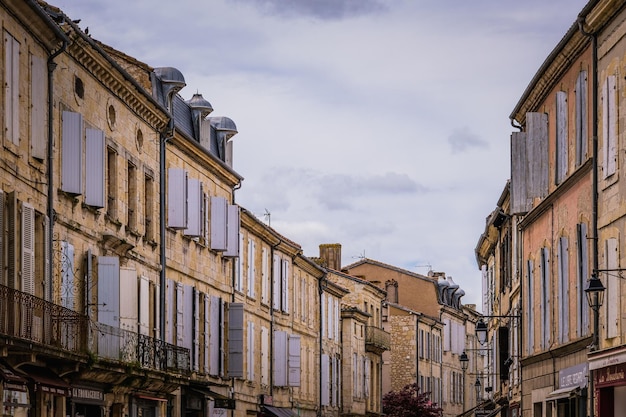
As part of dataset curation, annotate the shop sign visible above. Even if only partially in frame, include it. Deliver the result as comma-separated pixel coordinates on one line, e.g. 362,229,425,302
559,363,588,389
213,398,235,410
595,363,626,386
72,387,104,402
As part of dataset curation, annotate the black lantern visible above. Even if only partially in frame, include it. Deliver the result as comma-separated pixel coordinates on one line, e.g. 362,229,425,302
475,318,488,345
585,277,606,311
460,351,469,371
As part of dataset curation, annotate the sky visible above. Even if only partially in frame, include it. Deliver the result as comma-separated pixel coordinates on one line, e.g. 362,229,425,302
48,0,590,309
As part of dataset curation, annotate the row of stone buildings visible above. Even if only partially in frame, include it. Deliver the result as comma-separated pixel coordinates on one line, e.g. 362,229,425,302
474,1,626,417
0,2,481,417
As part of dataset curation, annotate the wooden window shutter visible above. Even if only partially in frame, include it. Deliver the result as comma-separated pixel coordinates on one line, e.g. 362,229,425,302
210,196,227,251
21,203,35,295
139,277,150,335
31,54,47,160
223,204,240,258
61,111,84,195
575,71,588,166
184,178,202,237
321,354,330,406
555,91,568,184
4,31,19,145
288,334,301,387
273,330,288,386
167,168,188,229
227,303,244,378
97,256,120,327
85,128,105,208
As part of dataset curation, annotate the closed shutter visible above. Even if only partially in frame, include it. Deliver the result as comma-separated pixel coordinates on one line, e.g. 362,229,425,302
527,260,534,354
193,289,200,371
555,91,568,184
167,168,188,229
575,71,588,166
176,283,184,346
21,203,35,295
97,256,120,327
61,111,83,195
228,303,244,378
165,279,175,344
321,354,329,406
527,112,549,199
119,268,138,332
281,260,289,312
0,191,4,288
184,179,202,236
31,54,47,160
603,75,617,177
210,196,227,251
273,255,280,310
85,128,105,207
139,277,150,335
511,132,529,214
261,247,268,304
606,238,619,338
577,223,589,336
273,330,288,386
261,326,269,385
247,239,256,297
209,295,222,376
288,334,300,387
247,321,255,381
223,204,240,258
5,31,19,145
204,294,209,374
558,237,569,343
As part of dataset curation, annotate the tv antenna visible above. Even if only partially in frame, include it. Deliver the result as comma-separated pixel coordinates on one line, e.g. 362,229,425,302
263,209,271,227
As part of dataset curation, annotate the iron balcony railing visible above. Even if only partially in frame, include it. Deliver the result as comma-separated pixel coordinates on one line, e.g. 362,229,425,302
365,325,391,352
0,284,190,374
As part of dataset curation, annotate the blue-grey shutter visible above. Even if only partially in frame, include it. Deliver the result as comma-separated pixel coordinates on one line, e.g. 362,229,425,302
167,168,188,229
603,76,617,177
558,237,569,342
577,223,589,336
321,354,330,406
85,128,105,208
5,32,19,145
61,111,83,195
204,293,209,374
273,255,281,310
575,71,588,166
288,334,301,387
247,321,255,381
527,112,549,199
540,248,550,348
184,179,202,237
176,283,184,346
30,54,47,160
527,260,534,353
193,289,200,372
511,132,529,214
97,256,120,327
281,259,289,312
60,241,75,309
223,204,240,258
119,268,138,334
183,285,194,351
273,330,288,386
555,91,568,185
228,303,244,378
210,196,227,250
139,277,150,335
209,295,221,376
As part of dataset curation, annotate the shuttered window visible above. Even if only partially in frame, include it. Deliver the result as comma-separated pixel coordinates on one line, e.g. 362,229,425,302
602,75,617,177
247,239,256,297
261,247,269,304
606,238,619,338
61,111,84,195
184,179,202,237
527,260,534,354
321,354,330,406
576,223,589,337
261,326,269,385
119,268,138,332
139,277,150,335
21,203,34,295
557,237,569,343
228,303,244,378
167,168,187,229
540,248,550,349
85,128,105,208
210,196,227,251
247,321,255,381
30,54,47,159
97,256,120,327
223,204,240,258
555,91,568,185
288,335,300,387
527,112,549,199
165,279,175,344
4,31,19,146
193,288,200,372
281,259,289,313
209,295,224,376
273,330,288,386
273,255,281,310
575,71,588,166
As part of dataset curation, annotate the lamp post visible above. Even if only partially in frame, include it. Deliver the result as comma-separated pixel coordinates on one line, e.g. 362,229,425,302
585,274,605,417
460,351,469,412
474,377,482,404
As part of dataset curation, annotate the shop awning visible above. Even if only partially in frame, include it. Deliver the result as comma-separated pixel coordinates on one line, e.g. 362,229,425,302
19,365,70,396
190,387,235,409
0,361,28,390
263,405,298,417
546,386,582,401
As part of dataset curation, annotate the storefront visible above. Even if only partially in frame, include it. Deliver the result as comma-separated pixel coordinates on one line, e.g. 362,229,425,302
131,393,169,417
0,362,29,417
68,384,105,417
19,364,71,417
589,347,626,417
544,363,587,417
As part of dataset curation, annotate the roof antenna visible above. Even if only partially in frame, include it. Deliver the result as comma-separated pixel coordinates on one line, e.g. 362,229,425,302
264,209,271,227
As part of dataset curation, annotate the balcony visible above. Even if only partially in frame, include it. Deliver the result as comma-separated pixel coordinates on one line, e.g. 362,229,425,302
0,284,190,374
365,325,391,353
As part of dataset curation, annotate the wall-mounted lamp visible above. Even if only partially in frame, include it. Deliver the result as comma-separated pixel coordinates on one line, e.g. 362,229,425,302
585,274,606,352
475,314,521,346
460,351,469,371
474,377,482,402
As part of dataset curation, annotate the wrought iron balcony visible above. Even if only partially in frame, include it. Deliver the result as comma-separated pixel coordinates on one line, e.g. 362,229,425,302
365,325,391,353
0,283,89,353
89,322,190,374
0,284,190,374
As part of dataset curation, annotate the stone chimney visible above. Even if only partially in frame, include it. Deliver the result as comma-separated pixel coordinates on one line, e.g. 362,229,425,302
319,243,342,271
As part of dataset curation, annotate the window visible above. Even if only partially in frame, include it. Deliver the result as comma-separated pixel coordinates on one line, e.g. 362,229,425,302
261,247,269,305
557,237,569,343
540,248,550,349
576,223,589,336
247,238,256,297
4,31,19,146
85,129,105,208
575,71,588,166
127,162,137,231
602,75,617,177
605,238,619,338
144,173,154,242
555,91,568,184
526,260,535,354
183,178,202,237
61,111,83,195
107,147,118,219
30,53,47,159
227,303,244,378
60,241,75,309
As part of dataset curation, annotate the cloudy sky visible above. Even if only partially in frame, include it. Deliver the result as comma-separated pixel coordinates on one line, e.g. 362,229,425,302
50,0,589,308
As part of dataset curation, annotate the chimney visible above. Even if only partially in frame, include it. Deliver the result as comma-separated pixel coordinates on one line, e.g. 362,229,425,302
319,243,342,271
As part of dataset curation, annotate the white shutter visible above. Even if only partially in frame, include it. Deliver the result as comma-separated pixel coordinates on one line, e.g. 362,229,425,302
321,354,330,406
288,334,301,387
5,31,19,145
273,254,281,310
555,91,568,184
223,204,240,258
61,111,83,195
193,288,200,371
603,75,617,177
282,259,289,312
184,179,202,236
167,168,188,229
176,283,184,346
261,326,269,385
210,196,227,250
248,239,256,297
204,293,209,374
273,330,288,386
247,321,255,381
209,295,221,375
21,203,35,295
261,247,268,304
139,277,150,335
575,71,588,166
119,268,138,332
606,238,620,338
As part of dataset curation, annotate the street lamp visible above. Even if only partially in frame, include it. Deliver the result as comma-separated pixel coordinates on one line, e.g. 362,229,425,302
585,275,605,351
474,377,482,403
475,319,488,345
460,351,468,411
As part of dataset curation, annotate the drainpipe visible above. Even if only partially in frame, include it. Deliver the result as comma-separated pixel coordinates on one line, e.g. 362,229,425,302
159,118,173,341
269,239,282,395
46,38,68,302
578,14,598,417
318,273,326,417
